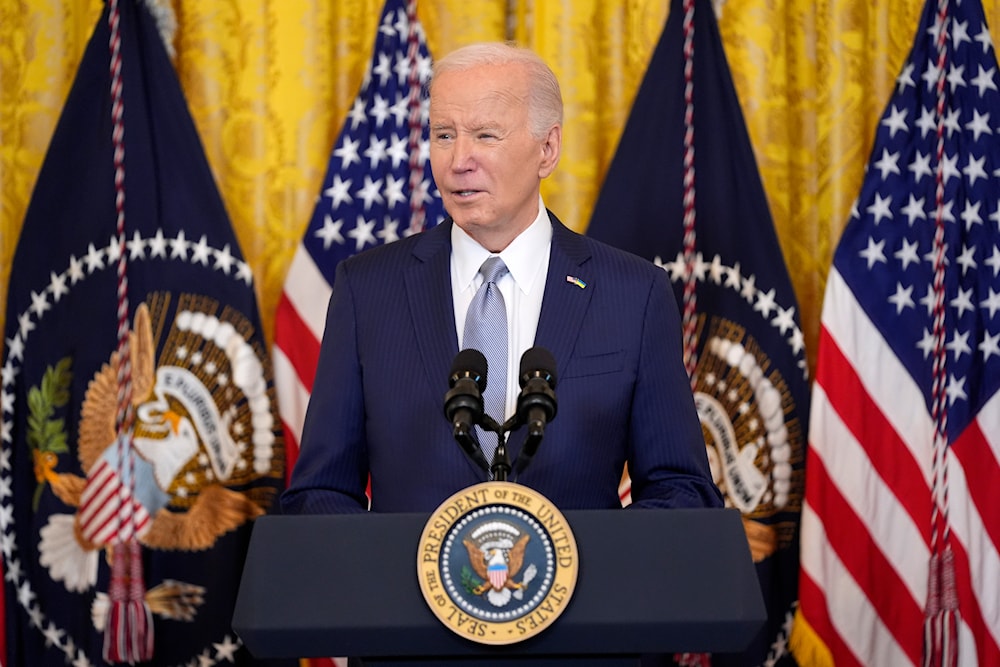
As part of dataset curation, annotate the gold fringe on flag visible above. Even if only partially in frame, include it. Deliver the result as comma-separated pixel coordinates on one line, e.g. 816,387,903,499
788,608,834,667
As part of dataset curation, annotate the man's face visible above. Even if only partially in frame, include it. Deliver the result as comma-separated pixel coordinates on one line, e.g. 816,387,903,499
429,62,560,250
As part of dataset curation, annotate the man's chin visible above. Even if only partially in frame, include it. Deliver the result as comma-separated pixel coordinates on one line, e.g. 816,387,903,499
449,213,482,233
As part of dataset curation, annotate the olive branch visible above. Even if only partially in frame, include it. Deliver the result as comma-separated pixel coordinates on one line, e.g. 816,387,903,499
27,357,72,509
461,566,483,595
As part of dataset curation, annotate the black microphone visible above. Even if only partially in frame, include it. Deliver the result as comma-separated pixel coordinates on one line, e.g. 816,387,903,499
517,347,558,432
444,349,491,472
513,347,557,475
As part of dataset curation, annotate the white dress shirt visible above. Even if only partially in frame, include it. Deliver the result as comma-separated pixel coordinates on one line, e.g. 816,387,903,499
451,197,552,421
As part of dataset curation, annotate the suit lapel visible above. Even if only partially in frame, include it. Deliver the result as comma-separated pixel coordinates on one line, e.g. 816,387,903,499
406,220,459,392
405,220,491,478
534,215,593,375
407,215,593,383
508,215,594,463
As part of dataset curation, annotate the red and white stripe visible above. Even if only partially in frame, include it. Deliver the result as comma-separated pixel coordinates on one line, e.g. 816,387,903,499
78,458,152,546
273,245,332,481
797,268,1000,667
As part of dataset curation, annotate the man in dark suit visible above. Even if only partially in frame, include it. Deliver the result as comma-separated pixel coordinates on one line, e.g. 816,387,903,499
280,42,721,515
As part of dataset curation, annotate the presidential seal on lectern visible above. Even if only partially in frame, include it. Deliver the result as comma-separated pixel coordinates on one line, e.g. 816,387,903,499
416,481,578,645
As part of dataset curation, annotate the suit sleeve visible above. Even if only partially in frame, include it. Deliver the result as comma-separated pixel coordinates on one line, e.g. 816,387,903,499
280,261,370,514
627,267,724,509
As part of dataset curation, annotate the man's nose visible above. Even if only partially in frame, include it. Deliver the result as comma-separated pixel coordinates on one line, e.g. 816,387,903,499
451,135,476,170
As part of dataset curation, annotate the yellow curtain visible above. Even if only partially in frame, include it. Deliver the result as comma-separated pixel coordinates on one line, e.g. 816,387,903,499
4,0,1000,377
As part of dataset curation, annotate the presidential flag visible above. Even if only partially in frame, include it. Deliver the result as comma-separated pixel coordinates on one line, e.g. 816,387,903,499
0,0,287,664
588,0,808,664
791,0,1000,665
272,0,445,485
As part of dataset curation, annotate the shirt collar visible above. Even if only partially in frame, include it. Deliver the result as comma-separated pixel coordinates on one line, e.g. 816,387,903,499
452,195,553,294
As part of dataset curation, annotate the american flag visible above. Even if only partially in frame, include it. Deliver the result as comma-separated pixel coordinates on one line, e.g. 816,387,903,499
272,0,445,484
793,0,1000,665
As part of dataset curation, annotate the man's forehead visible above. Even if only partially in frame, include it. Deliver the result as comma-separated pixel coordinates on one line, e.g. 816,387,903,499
430,87,527,123
432,64,528,99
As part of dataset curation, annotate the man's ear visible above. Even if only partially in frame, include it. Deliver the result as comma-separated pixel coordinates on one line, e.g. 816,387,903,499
538,124,562,178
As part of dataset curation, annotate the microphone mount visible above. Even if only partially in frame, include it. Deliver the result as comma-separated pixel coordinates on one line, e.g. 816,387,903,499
445,347,557,482
482,415,512,482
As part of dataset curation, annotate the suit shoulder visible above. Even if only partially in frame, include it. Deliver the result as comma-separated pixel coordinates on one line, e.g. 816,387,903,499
579,233,666,281
339,222,448,275
549,214,665,286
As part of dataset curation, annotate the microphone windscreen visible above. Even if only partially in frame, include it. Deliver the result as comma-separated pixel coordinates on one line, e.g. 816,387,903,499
519,347,557,387
451,348,488,391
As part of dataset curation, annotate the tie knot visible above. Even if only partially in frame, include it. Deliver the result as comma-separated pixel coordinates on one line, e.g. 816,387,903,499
479,256,508,284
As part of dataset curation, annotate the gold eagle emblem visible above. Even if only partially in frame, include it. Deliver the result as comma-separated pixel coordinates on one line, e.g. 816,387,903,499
74,302,264,551
37,296,277,614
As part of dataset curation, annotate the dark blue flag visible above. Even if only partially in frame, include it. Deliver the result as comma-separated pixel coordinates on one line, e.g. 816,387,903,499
0,1,287,664
588,0,809,665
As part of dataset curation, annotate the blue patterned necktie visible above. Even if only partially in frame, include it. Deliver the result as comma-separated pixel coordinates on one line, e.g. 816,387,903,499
462,256,509,469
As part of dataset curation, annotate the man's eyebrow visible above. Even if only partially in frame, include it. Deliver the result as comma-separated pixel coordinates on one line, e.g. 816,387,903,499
466,120,502,132
430,120,501,132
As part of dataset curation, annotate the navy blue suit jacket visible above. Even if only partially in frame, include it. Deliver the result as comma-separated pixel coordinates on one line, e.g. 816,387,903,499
281,214,722,514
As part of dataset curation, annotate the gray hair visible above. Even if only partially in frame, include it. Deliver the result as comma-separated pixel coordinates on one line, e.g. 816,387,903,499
431,42,563,140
